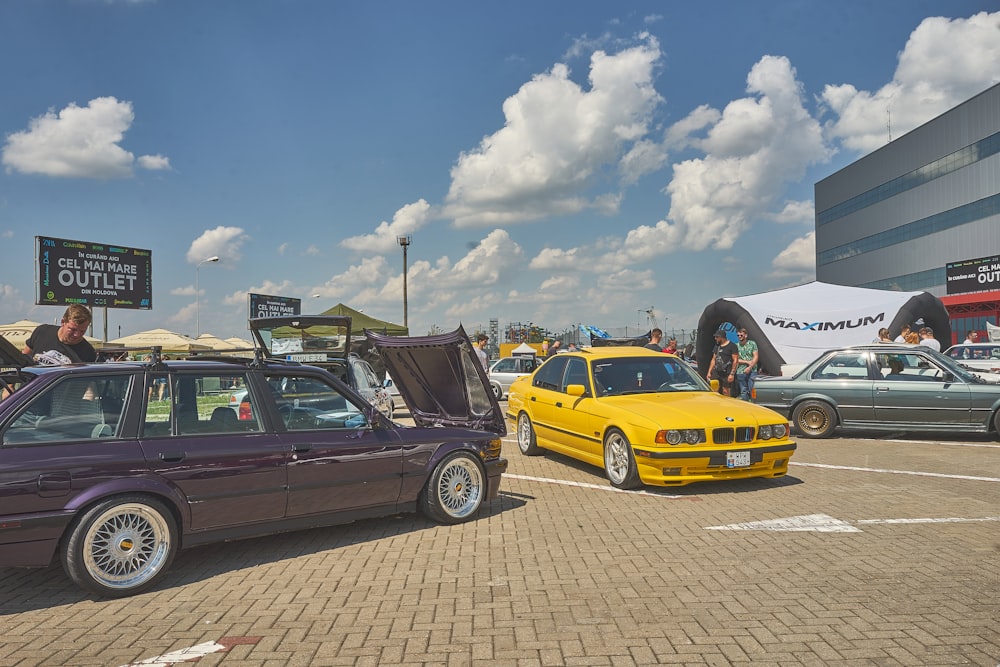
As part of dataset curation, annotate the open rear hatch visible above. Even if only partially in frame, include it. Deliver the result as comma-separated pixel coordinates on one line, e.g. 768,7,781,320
249,316,352,366
366,326,506,435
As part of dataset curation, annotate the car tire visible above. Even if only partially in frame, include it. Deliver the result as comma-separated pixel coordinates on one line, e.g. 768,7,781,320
491,381,503,400
792,400,837,438
517,412,543,456
420,452,486,524
61,495,177,598
603,428,641,490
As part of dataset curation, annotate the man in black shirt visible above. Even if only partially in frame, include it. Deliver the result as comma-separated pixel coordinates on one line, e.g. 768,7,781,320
23,304,97,364
706,328,738,396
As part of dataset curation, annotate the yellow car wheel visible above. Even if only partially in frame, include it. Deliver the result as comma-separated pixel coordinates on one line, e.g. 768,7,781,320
603,429,641,489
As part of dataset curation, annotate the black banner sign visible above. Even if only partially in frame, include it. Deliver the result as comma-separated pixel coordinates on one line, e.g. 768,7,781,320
249,293,301,319
946,255,1000,295
35,236,153,309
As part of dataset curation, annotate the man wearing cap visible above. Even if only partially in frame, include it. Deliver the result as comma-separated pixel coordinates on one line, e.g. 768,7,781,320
706,328,738,397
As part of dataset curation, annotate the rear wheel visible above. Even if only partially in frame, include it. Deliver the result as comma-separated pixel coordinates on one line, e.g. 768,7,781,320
62,495,177,598
792,400,837,438
420,452,486,524
603,429,641,489
491,382,503,400
517,412,542,455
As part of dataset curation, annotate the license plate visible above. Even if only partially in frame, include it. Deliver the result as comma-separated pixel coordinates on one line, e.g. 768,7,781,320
726,451,751,468
287,353,326,362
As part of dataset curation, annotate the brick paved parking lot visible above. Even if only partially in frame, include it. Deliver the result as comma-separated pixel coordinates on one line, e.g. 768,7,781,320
1,414,998,666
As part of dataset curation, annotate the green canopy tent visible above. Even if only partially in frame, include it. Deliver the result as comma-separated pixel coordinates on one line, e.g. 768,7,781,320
319,303,408,336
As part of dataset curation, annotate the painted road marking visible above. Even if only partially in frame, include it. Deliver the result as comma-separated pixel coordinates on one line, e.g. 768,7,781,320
120,637,260,666
505,473,687,498
705,513,1000,532
790,461,1000,483
706,514,861,532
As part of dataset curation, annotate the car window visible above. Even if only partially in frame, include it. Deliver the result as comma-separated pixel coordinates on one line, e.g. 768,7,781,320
812,352,872,380
533,356,568,390
350,358,380,392
493,358,516,373
144,372,261,437
562,357,590,394
267,373,369,431
875,352,949,382
3,374,132,445
592,356,706,395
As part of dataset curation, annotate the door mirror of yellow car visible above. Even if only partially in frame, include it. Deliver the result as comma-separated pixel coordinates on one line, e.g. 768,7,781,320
565,384,586,397
710,379,720,392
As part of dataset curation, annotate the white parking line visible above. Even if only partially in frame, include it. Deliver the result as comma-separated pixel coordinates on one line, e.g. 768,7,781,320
790,461,1000,483
505,473,686,498
119,641,227,666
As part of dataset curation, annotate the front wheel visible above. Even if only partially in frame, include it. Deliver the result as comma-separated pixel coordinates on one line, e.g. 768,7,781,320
420,452,486,524
792,400,837,438
603,429,641,489
61,495,177,598
491,382,503,400
517,412,543,455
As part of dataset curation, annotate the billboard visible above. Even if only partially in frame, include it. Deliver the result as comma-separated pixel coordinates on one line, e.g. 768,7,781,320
946,255,1000,295
35,236,152,309
249,293,301,319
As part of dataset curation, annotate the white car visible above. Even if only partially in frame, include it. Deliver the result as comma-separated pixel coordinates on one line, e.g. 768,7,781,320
488,356,541,399
943,343,1000,383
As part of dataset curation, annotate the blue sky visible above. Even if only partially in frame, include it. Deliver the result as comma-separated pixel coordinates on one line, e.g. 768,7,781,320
2,1,998,343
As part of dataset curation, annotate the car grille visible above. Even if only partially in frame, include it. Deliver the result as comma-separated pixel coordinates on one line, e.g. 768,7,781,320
712,427,756,444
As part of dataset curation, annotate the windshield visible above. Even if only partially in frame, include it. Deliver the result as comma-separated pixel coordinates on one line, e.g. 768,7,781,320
592,356,709,396
251,318,350,361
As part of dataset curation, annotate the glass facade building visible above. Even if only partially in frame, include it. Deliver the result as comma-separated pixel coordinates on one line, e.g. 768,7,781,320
815,84,1000,343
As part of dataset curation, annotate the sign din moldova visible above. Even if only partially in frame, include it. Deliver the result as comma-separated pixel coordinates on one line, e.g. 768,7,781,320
35,235,153,310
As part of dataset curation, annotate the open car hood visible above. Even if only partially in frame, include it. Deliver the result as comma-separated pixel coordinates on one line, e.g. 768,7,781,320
249,316,352,364
366,326,506,435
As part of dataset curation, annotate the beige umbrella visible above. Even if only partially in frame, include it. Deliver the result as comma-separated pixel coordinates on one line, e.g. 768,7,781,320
0,319,101,349
0,320,43,349
104,328,211,354
225,336,255,348
196,333,240,350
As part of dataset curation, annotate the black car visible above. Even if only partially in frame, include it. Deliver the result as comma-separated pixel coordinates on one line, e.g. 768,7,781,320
0,327,506,597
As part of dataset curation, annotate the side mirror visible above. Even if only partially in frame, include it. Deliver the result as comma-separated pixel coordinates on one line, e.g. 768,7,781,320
566,384,586,397
710,379,720,392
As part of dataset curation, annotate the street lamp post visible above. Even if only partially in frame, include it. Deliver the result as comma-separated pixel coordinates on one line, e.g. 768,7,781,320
397,235,411,329
195,256,220,336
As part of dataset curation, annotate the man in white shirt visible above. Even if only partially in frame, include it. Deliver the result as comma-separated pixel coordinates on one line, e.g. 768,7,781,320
918,327,941,351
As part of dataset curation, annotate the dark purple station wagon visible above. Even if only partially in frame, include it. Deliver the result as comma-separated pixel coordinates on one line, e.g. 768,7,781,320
0,328,506,597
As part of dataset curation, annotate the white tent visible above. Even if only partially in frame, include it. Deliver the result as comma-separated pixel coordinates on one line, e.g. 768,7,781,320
696,282,951,376
104,328,210,353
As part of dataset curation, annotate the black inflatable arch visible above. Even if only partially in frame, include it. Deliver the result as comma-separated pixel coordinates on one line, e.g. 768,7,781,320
696,288,951,377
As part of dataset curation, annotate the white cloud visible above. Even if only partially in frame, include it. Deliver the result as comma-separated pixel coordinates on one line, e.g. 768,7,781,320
1,96,168,179
771,231,816,276
136,154,170,171
770,199,814,225
822,11,1000,153
186,226,249,265
443,34,663,227
340,199,433,253
449,229,525,285
610,55,830,263
529,246,584,271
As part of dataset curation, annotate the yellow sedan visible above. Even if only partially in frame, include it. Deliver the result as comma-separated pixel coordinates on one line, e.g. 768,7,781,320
506,347,795,488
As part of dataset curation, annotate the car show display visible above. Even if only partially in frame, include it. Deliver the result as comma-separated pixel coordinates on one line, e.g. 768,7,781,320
0,327,506,597
753,343,1000,438
506,346,796,489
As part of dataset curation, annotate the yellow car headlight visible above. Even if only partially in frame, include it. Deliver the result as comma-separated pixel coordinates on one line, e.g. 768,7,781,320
759,424,773,440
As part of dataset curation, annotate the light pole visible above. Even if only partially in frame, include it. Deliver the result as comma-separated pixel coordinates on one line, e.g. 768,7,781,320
397,235,411,329
195,256,220,335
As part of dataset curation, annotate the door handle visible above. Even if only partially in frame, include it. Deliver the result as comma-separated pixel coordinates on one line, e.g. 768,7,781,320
159,452,185,462
292,444,312,453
